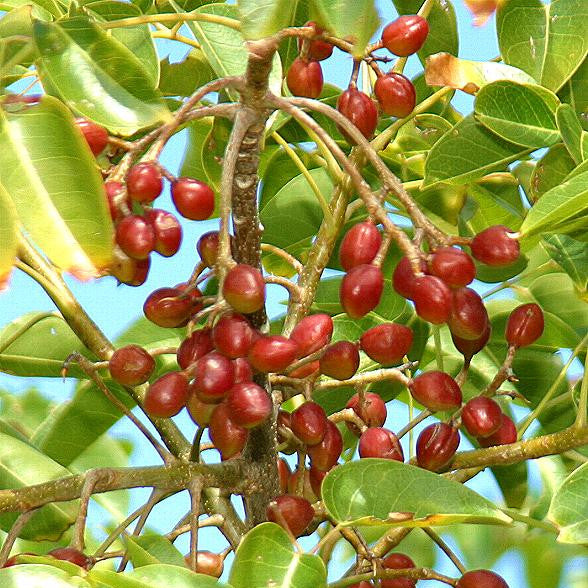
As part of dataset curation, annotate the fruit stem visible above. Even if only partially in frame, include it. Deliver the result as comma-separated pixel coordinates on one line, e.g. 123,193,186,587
101,12,241,32
422,527,466,574
329,567,458,587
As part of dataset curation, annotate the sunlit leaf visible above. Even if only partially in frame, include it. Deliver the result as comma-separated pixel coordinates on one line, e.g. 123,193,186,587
0,564,90,587
529,144,576,202
129,564,233,587
125,534,187,568
0,183,17,290
238,0,299,40
542,234,588,292
557,103,584,163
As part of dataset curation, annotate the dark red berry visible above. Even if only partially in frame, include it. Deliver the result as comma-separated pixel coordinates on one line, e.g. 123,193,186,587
478,415,517,447
346,392,387,436
337,87,379,140
462,397,503,438
248,335,298,373
340,264,384,318
416,423,460,472
278,458,291,494
115,215,155,260
186,393,216,426
457,570,509,588
381,552,417,588
144,209,182,257
226,381,272,428
339,221,382,271
287,57,324,98
177,329,214,370
409,371,462,412
144,372,189,418
76,118,108,156
382,15,429,56
320,340,360,380
360,323,413,365
309,466,328,498
290,401,328,446
359,427,404,461
448,287,489,340
289,359,320,379
392,256,427,300
505,303,544,348
212,312,256,358
111,248,150,287
374,73,416,118
430,247,476,288
452,324,491,360
299,22,334,61
171,177,215,221
104,181,130,221
187,551,224,578
143,287,193,328
197,231,220,267
109,344,155,387
349,583,372,588
290,313,333,357
233,357,253,383
126,162,162,203
266,495,314,537
174,282,203,314
411,275,452,324
307,419,343,471
191,352,235,404
470,225,520,267
209,402,248,459
48,548,91,569
223,264,266,314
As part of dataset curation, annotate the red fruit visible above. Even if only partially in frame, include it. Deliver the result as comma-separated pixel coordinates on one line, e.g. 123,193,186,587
223,264,266,314
287,469,318,503
409,371,462,412
350,583,373,588
374,73,416,118
233,357,253,383
115,215,155,260
448,287,489,340
340,264,384,318
290,313,333,357
309,466,328,497
171,177,215,221
75,118,108,156
266,495,314,537
186,393,216,426
430,247,476,288
359,427,404,461
478,415,517,447
174,282,203,314
307,419,343,471
278,458,291,494
197,231,220,267
411,275,452,324
382,15,429,56
109,344,155,387
505,303,544,348
457,569,509,588
339,221,382,271
360,323,413,365
337,87,379,140
299,22,334,61
319,340,360,380
290,401,328,446
470,225,520,267
104,181,130,221
248,335,298,373
126,162,162,203
186,551,224,578
144,209,182,257
416,422,460,472
462,397,503,438
452,324,491,360
381,552,417,588
177,329,214,370
346,392,387,436
144,372,189,418
212,313,256,358
144,287,193,328
289,359,320,379
209,402,248,459
191,352,235,403
48,547,91,569
287,57,324,98
111,248,151,286
226,381,272,428
392,256,427,300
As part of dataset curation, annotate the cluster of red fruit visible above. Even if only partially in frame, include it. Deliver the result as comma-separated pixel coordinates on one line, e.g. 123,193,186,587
287,15,429,140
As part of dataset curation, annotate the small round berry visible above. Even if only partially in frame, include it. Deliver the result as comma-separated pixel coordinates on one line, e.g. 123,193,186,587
409,371,462,412
360,323,413,365
320,341,360,380
429,247,476,288
339,221,382,271
223,264,266,314
461,396,503,438
109,345,155,387
233,357,253,383
291,401,328,446
381,552,417,588
75,118,108,156
126,162,162,203
266,495,314,537
456,569,509,588
451,324,491,360
382,15,429,56
337,87,379,140
177,329,214,370
197,231,221,267
144,372,189,418
209,402,248,459
505,303,544,348
143,287,193,328
144,209,182,257
212,312,256,358
359,427,404,461
411,275,452,324
110,246,150,286
448,287,489,341
345,392,387,436
287,57,324,98
340,264,384,318
186,393,216,426
289,313,333,357
191,352,235,404
470,225,520,267
307,419,343,471
171,178,215,220
374,73,416,118
416,422,460,472
104,181,130,221
298,22,334,61
115,215,155,260
185,551,224,578
392,256,427,300
48,547,91,569
478,415,517,447
226,381,272,428
248,335,298,373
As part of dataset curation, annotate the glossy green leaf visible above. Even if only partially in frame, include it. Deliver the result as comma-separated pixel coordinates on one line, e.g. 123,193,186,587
312,0,379,56
129,564,233,587
492,461,529,509
424,114,530,186
239,0,299,40
0,0,63,19
230,522,327,588
0,183,17,289
557,103,584,163
0,96,114,277
88,569,159,588
34,17,170,135
548,462,588,543
0,432,78,540
179,117,215,184
125,534,187,568
0,564,90,588
0,5,36,73
0,387,52,439
558,56,588,123
542,234,588,292
529,143,576,201
159,50,215,97
322,459,511,526
519,170,588,237
497,0,588,92
475,82,560,148
277,0,310,70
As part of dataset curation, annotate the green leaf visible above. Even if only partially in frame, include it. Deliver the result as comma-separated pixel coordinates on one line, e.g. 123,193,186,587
542,234,588,292
0,5,36,72
179,117,215,184
557,103,584,163
519,170,588,237
34,17,170,135
475,82,560,148
558,56,588,123
0,183,17,289
0,432,78,540
497,0,588,92
424,114,530,186
230,522,327,588
125,535,187,568
159,50,215,97
0,387,52,438
529,143,576,201
238,0,299,40
129,564,233,587
0,564,90,588
0,0,63,19
548,462,588,543
312,0,379,57
322,459,511,526
0,96,114,278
